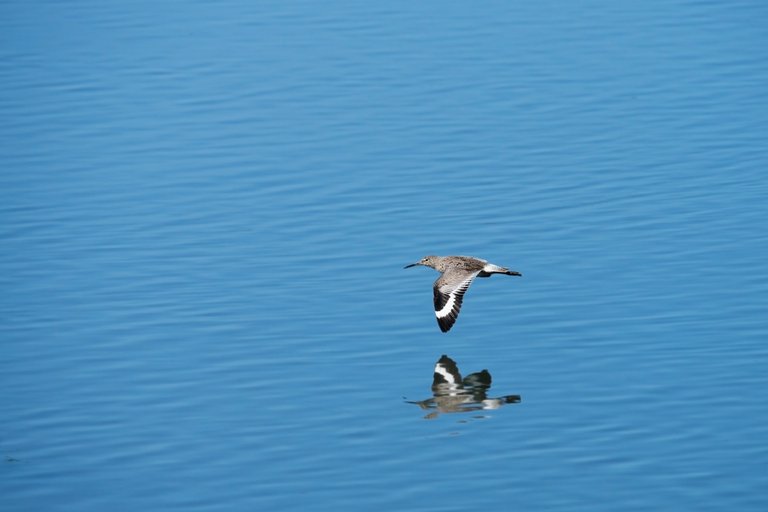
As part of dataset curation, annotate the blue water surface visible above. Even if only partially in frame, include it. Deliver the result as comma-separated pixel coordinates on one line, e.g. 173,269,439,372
2,1,767,511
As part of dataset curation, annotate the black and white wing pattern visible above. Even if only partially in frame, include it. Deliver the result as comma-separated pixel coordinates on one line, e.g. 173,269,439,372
432,269,480,332
432,355,462,386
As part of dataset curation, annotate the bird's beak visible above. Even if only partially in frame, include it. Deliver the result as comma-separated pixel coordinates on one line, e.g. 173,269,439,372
404,263,419,269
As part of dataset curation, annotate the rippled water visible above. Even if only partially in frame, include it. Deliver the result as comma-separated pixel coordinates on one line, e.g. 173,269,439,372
2,1,767,511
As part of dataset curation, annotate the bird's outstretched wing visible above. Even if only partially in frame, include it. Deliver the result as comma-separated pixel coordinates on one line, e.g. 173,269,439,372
433,270,480,332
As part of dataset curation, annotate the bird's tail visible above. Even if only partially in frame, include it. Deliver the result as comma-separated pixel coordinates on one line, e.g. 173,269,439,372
484,264,522,277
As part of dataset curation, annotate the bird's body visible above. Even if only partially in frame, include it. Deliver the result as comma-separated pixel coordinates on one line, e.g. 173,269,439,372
404,255,521,332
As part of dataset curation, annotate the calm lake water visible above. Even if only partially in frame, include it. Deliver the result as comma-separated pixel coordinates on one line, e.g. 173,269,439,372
2,1,767,511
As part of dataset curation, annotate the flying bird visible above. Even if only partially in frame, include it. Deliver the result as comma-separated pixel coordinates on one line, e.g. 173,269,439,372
404,255,521,332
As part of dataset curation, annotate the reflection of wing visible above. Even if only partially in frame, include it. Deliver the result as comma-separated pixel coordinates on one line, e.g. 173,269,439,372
462,370,491,389
433,270,480,332
432,355,462,386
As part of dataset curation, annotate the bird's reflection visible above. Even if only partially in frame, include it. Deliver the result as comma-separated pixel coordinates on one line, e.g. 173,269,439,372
408,355,521,420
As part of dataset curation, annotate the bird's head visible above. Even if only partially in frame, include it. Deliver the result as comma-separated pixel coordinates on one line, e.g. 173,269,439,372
404,255,439,269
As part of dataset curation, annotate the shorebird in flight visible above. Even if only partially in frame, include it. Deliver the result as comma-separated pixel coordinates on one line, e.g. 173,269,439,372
404,255,521,332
